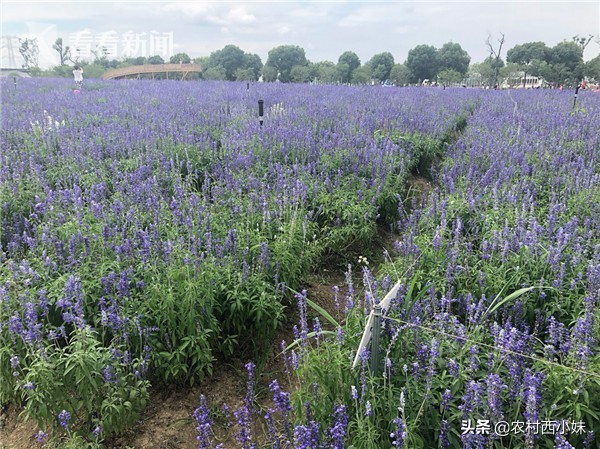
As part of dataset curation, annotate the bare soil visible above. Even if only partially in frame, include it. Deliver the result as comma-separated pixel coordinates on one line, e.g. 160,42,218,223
0,404,39,449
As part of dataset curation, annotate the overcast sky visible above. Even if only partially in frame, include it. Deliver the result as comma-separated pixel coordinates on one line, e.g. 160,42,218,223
2,1,599,69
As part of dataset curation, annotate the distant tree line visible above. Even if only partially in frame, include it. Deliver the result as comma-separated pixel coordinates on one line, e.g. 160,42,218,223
21,35,600,86
471,36,598,87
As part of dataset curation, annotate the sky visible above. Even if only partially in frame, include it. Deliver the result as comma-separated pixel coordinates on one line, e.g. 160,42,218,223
1,1,599,69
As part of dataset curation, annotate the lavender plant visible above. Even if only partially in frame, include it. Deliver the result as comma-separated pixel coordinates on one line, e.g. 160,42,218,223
3,78,599,448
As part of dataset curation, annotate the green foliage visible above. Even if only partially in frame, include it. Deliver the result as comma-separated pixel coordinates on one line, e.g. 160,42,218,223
147,55,164,64
376,130,442,179
290,65,311,83
338,51,361,83
437,42,471,75
368,52,395,82
203,65,227,81
205,45,262,81
506,41,550,67
170,52,191,64
437,69,464,86
234,67,256,81
405,44,439,83
351,65,372,84
265,45,309,83
471,57,505,86
4,327,149,440
311,60,338,84
389,64,411,86
584,54,600,81
262,65,278,82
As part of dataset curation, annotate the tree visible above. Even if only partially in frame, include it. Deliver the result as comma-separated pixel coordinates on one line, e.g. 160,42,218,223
585,55,600,81
290,65,311,83
485,33,505,87
437,69,463,85
205,45,262,81
336,63,349,83
311,61,338,84
472,56,504,86
49,64,73,78
265,45,308,83
170,53,191,64
542,63,573,86
203,65,227,80
549,41,583,71
52,38,71,66
572,34,594,51
337,51,360,83
506,41,550,85
18,38,39,69
243,53,263,81
405,45,439,83
351,65,372,84
368,52,395,82
79,63,105,79
437,42,470,75
207,45,245,81
147,55,164,64
262,65,278,82
499,62,523,87
506,41,549,67
548,41,584,84
234,67,255,81
389,64,411,86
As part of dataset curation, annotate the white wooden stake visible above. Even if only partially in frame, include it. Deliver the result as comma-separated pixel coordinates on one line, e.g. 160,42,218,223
352,279,403,369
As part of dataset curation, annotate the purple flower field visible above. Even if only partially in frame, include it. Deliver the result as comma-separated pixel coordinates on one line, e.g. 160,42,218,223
1,78,599,448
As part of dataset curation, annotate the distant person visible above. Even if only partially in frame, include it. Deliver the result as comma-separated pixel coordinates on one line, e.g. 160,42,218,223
73,65,83,89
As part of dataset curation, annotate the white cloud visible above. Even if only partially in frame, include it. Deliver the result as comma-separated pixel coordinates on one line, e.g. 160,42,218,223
161,2,215,21
338,4,414,28
277,25,291,35
2,2,104,22
160,3,255,26
3,1,598,67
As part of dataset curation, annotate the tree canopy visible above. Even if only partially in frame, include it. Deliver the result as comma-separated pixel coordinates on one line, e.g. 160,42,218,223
147,55,164,64
170,53,191,64
337,51,360,83
265,45,308,83
312,61,338,84
585,55,600,81
437,42,470,75
389,64,411,86
504,40,584,85
41,34,596,86
405,44,439,82
368,52,395,82
506,41,550,66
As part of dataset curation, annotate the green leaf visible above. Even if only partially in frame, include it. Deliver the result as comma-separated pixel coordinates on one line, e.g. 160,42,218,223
282,330,337,353
483,286,550,319
305,298,340,328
